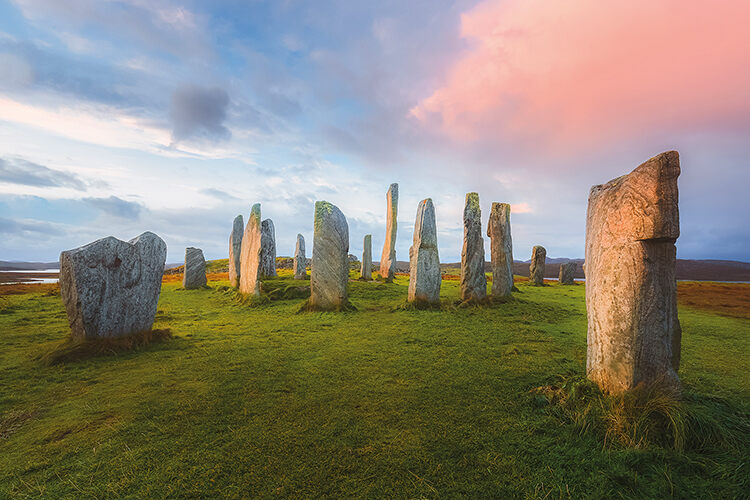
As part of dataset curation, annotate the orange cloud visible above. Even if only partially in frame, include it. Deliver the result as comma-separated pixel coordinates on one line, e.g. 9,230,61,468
411,0,750,151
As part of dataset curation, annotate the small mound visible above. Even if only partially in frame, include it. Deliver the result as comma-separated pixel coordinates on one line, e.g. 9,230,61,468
38,329,173,366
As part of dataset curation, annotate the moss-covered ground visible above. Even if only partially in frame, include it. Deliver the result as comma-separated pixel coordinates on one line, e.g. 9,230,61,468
0,271,747,498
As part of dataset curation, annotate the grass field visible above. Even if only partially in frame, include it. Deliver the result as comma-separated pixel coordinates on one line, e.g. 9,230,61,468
0,271,748,498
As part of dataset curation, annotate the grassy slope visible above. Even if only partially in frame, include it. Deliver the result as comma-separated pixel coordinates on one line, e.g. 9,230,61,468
0,273,748,498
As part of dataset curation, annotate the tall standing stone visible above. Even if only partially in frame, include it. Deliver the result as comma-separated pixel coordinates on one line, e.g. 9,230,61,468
239,204,263,296
586,151,681,394
559,261,577,285
228,215,243,288
260,219,277,278
408,198,441,305
460,192,487,302
487,202,514,298
308,201,350,310
361,234,372,280
529,246,546,286
59,232,167,340
293,233,307,279
379,183,398,282
183,247,207,289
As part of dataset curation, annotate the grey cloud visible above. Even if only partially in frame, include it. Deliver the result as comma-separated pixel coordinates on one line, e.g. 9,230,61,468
200,188,240,201
83,196,143,219
0,216,65,236
0,158,87,190
170,85,231,144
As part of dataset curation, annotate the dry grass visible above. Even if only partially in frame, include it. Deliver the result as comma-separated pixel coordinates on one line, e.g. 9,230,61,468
677,281,750,319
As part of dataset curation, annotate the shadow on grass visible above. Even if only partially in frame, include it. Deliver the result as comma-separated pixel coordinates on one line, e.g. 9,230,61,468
38,329,174,366
298,299,357,313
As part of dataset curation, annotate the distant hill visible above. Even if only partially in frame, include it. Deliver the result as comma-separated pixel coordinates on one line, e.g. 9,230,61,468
389,258,750,282
0,261,59,271
4,257,750,281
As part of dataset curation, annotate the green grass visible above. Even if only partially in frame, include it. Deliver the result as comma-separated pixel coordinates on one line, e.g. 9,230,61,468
0,272,748,498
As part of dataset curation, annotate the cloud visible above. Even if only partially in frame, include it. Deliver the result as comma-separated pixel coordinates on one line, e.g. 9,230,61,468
0,216,64,236
411,0,750,154
169,85,231,144
83,196,143,219
200,188,240,201
10,0,211,61
0,157,87,190
0,52,34,89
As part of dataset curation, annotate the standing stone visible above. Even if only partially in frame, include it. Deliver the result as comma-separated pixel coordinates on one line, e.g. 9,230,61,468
529,246,546,286
379,183,398,281
183,247,207,289
228,215,243,288
361,234,372,280
586,151,681,394
487,202,514,298
559,261,577,285
460,192,487,302
293,233,307,279
408,198,441,305
239,204,263,296
309,201,350,310
260,219,277,278
59,232,167,340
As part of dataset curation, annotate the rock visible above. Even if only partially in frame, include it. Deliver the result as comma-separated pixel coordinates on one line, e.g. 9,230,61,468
529,246,546,286
460,192,487,301
586,151,681,394
361,234,372,280
228,215,243,288
309,201,350,310
183,247,207,289
260,218,277,278
379,183,398,281
239,204,263,296
559,261,577,285
408,198,441,305
59,232,167,340
293,233,307,279
487,202,513,298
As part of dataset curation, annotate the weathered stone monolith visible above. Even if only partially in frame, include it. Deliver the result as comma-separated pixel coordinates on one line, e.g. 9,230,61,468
293,233,307,279
487,202,513,298
559,261,577,285
228,214,243,288
59,231,167,340
586,151,681,394
183,247,207,289
308,201,350,310
239,204,262,296
379,183,398,281
361,234,372,280
460,192,487,302
408,198,441,305
260,218,277,278
529,246,546,286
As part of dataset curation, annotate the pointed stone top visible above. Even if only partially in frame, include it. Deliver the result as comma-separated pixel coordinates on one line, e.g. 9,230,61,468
250,203,261,221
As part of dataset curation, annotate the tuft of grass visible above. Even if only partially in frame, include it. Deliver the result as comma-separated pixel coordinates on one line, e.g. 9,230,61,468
38,329,173,366
534,375,748,453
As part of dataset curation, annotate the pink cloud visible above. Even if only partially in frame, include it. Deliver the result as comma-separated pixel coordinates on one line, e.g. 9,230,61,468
411,0,750,152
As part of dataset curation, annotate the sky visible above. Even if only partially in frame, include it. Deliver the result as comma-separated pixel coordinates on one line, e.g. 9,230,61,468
0,0,748,264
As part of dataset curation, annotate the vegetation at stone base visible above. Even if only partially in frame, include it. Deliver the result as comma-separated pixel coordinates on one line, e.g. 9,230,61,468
0,272,748,498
